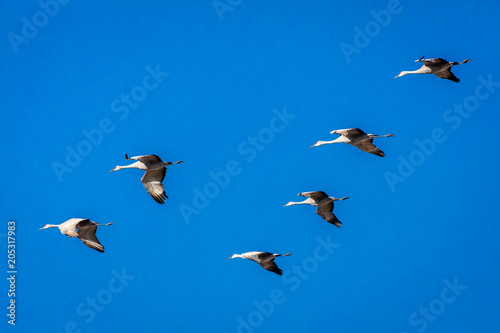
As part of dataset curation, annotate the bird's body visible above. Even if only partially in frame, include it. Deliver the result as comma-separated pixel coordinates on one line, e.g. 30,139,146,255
310,128,393,157
394,57,471,82
39,218,113,252
284,191,348,228
109,154,183,204
228,251,291,275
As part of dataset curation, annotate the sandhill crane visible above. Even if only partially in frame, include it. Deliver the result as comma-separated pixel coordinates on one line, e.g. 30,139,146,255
39,218,113,252
284,191,348,228
228,251,291,276
309,128,393,157
394,57,471,82
109,154,183,204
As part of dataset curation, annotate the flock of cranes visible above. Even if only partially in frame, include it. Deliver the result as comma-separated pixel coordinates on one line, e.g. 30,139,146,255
39,56,470,275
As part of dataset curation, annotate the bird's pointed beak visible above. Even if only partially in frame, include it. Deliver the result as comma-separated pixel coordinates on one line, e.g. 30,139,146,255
309,141,319,148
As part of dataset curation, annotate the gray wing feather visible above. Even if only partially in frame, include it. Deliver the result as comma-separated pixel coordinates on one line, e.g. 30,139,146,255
299,191,329,202
435,70,460,82
336,128,365,137
141,168,168,204
422,58,447,65
355,139,385,157
76,222,104,252
259,260,283,276
316,202,342,228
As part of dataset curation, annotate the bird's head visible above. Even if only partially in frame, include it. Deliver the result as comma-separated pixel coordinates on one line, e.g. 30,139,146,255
38,224,53,230
394,71,409,79
309,141,324,148
108,166,121,172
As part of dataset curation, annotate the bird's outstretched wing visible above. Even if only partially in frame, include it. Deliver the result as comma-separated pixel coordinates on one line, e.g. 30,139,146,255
316,202,342,228
435,70,460,82
260,260,283,276
355,139,385,157
141,168,168,204
421,58,447,65
256,252,274,262
126,154,163,163
76,220,104,252
334,128,365,137
299,191,329,202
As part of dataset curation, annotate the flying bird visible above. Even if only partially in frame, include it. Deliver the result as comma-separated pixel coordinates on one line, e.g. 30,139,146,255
394,57,471,82
309,128,393,157
109,154,183,204
39,218,113,252
227,251,291,276
284,191,348,228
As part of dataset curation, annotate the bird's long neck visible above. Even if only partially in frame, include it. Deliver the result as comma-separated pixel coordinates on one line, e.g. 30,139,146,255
286,198,313,206
45,224,59,229
117,162,142,170
317,138,343,146
402,69,426,76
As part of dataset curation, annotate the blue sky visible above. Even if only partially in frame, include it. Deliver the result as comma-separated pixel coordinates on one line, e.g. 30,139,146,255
1,1,499,332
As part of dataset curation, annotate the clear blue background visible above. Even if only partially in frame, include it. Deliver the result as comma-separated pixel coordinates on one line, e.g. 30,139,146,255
1,1,499,332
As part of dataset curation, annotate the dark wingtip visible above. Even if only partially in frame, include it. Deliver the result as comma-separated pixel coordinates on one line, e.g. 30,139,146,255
125,154,129,160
